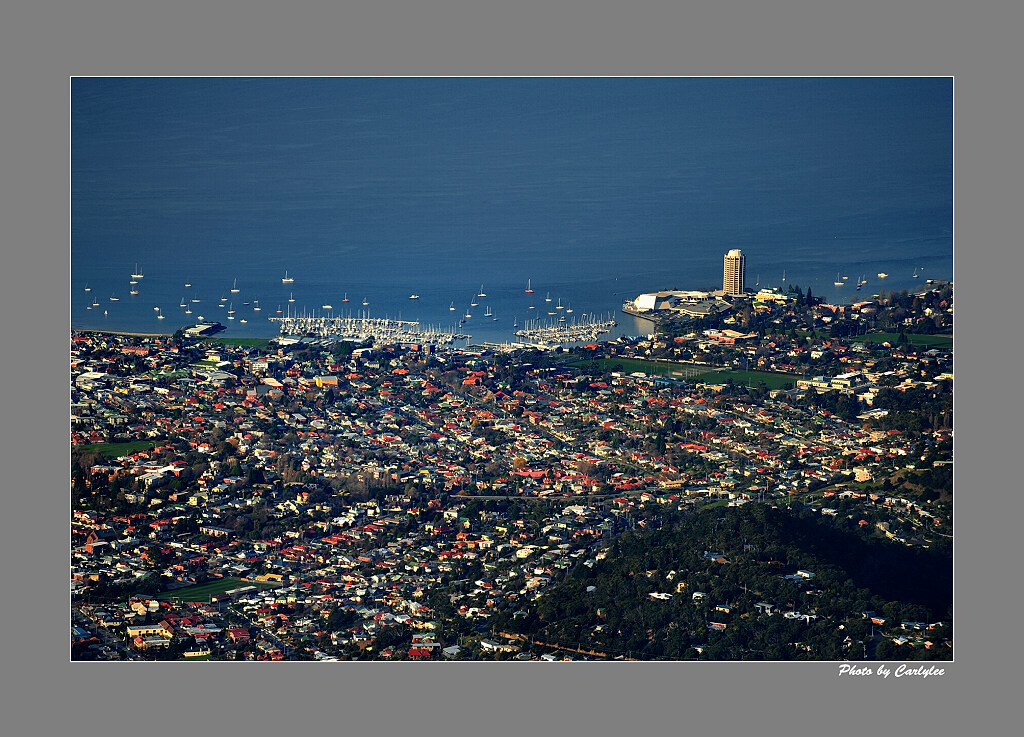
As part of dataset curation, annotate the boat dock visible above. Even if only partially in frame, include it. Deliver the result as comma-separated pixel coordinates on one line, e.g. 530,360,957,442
268,314,470,346
513,314,617,346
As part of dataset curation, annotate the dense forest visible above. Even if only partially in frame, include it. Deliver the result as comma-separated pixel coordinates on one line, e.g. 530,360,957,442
490,504,952,660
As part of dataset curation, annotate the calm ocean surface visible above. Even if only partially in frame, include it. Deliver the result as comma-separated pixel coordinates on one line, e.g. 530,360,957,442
72,78,952,343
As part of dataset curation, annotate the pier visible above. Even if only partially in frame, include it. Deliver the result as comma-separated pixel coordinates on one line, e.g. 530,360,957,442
513,314,617,346
267,314,470,346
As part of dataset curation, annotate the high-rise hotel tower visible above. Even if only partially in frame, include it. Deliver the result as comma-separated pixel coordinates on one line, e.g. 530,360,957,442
723,249,746,296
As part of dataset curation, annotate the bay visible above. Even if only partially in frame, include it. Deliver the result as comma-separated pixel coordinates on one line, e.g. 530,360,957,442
72,78,953,343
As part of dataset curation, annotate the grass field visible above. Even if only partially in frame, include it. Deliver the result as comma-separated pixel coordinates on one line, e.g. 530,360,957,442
568,357,795,389
850,332,953,348
568,357,712,379
160,577,281,602
200,337,272,348
78,441,157,459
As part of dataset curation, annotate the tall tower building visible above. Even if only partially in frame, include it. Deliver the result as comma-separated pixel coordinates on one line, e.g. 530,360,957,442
723,249,746,296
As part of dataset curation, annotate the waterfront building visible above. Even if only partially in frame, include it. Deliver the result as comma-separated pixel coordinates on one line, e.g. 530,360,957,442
723,249,746,296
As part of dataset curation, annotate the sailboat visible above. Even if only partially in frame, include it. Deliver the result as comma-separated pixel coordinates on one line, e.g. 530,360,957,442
409,294,420,300
470,296,478,307
220,293,228,302
477,284,487,298
91,297,99,308
156,308,165,320
131,264,144,279
180,297,187,308
282,271,294,284
191,294,201,303
513,316,518,328
525,279,534,294
484,305,493,318
342,293,350,303
184,280,192,288
253,299,261,312
362,297,369,306
83,283,91,292
130,285,139,295
288,292,295,303
185,306,192,315
109,293,119,302
555,298,564,310
230,278,240,293
566,304,573,314
545,292,552,302
276,305,283,314
464,308,472,319
228,303,235,315
834,272,843,286
449,301,456,311
913,268,919,278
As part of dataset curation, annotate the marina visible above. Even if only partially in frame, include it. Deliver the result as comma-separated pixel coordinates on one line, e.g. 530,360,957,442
513,313,617,346
267,313,471,346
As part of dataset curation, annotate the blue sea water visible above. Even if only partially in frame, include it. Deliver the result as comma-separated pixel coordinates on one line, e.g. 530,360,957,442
71,78,953,343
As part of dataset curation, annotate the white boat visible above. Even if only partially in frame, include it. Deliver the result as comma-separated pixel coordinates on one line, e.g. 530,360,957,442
834,272,843,286
525,279,534,294
566,304,573,314
322,304,332,310
362,297,369,306
154,306,160,311
409,294,420,300
913,268,919,278
129,287,139,295
477,284,487,297
220,294,228,302
470,297,478,307
253,300,261,312
83,283,91,292
464,309,472,319
91,297,99,307
555,298,564,310
513,317,518,328
528,304,535,310
131,264,144,279
228,303,235,314
877,272,888,279
185,307,192,315
184,281,192,288
231,278,240,293
449,301,455,311
180,298,187,308
484,305,493,317
156,308,165,320
109,293,119,302
282,271,294,283
191,294,200,303
288,292,295,303
545,292,552,302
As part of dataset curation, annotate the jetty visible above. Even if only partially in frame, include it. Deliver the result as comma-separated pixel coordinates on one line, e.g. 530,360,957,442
513,313,617,346
267,313,469,346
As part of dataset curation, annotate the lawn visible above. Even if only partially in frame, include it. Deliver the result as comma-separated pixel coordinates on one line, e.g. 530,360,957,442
568,357,795,388
567,357,712,379
160,577,280,602
78,440,157,459
200,337,272,348
850,332,953,348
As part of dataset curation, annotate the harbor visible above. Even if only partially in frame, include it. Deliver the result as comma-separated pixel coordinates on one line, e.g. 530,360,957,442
513,313,617,346
267,314,470,346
